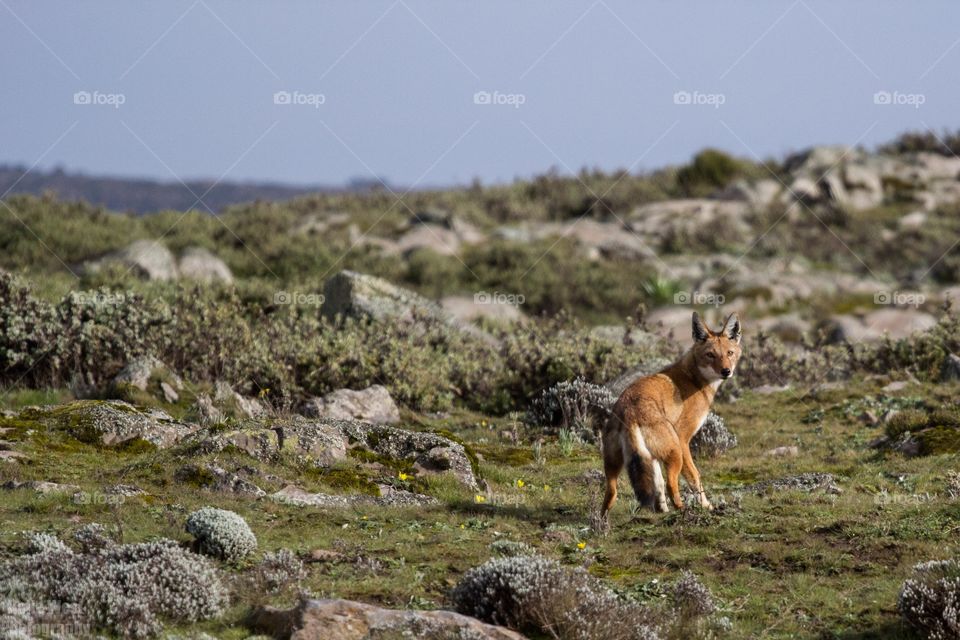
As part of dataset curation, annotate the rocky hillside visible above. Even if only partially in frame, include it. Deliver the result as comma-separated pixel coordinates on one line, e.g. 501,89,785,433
1,131,959,639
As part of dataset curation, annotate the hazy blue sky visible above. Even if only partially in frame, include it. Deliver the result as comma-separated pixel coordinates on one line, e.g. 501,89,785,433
1,1,957,188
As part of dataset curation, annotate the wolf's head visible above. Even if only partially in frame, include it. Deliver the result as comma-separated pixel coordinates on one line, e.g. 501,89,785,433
691,312,742,382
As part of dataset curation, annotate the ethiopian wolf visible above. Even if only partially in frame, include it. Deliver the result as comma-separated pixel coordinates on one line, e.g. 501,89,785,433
600,312,741,518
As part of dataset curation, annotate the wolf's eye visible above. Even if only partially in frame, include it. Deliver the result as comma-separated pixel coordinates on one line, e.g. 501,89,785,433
706,353,715,359
727,350,734,356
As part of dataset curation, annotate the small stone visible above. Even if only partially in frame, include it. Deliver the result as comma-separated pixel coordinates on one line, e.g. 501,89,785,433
882,380,910,393
764,445,799,457
860,411,880,426
160,381,179,403
753,384,791,395
306,549,346,563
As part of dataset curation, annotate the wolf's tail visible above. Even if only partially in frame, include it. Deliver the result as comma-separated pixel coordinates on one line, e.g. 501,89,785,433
625,436,657,510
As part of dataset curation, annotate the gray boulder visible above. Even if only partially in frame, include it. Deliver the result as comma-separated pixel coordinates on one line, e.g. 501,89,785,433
321,270,449,324
88,239,178,281
22,400,196,448
300,385,400,425
178,247,233,284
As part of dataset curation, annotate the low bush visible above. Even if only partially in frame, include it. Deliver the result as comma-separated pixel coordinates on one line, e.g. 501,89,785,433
451,555,729,640
897,559,960,640
525,377,615,436
185,507,258,563
689,413,738,457
0,531,227,638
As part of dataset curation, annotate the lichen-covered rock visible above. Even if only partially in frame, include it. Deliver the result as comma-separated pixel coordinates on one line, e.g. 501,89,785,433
338,420,479,489
747,473,842,495
270,484,435,508
322,270,450,324
185,508,257,563
175,463,265,498
249,598,526,640
299,385,400,425
20,400,196,448
193,417,479,488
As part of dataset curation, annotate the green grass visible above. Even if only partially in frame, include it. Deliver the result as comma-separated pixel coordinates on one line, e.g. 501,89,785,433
0,379,957,638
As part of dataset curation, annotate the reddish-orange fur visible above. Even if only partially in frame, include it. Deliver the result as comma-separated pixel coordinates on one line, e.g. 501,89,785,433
601,312,742,517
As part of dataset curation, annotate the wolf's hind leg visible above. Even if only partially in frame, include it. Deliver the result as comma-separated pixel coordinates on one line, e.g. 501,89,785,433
601,434,623,517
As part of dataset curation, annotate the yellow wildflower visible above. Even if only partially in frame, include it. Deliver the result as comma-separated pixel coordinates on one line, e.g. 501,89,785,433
516,479,525,488
475,495,486,503
399,472,410,481
577,542,586,550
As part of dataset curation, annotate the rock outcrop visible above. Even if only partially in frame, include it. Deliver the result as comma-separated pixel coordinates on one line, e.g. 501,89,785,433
250,598,525,640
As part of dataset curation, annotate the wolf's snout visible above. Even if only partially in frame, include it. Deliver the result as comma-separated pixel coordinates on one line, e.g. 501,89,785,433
720,368,732,378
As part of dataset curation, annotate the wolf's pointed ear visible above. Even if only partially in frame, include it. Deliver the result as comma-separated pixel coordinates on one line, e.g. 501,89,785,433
692,311,710,343
722,313,742,343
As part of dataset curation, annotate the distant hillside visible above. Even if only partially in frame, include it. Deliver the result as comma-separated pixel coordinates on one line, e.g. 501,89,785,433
0,165,384,214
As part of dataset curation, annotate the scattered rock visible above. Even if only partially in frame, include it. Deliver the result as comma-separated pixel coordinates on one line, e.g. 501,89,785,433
175,463,266,498
299,385,400,425
214,381,268,419
392,224,462,256
192,393,224,425
0,450,25,463
111,355,183,395
441,295,525,325
940,354,960,382
21,400,196,448
898,211,928,231
160,381,180,403
250,598,525,640
178,247,234,283
628,199,750,250
194,417,479,488
306,548,347,563
321,270,449,325
752,384,792,395
2,480,80,494
882,380,912,393
270,484,435,508
764,446,799,457
104,484,145,497
747,473,842,495
86,239,178,281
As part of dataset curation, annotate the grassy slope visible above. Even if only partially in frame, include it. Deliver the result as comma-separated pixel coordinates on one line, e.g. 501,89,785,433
1,379,958,639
